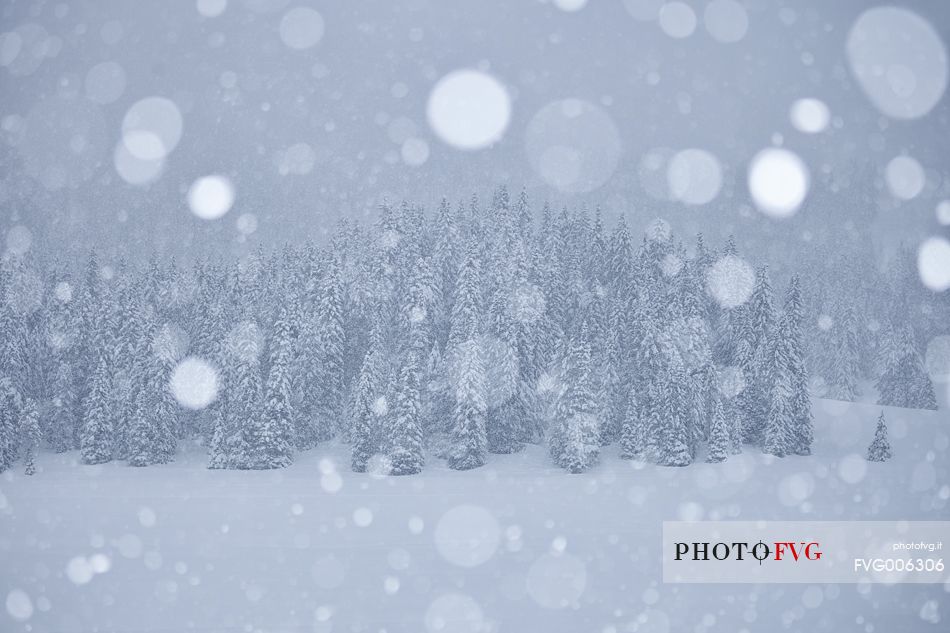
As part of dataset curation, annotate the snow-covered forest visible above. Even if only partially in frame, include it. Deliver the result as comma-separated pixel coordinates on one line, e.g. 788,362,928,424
3,0,950,630
0,187,941,477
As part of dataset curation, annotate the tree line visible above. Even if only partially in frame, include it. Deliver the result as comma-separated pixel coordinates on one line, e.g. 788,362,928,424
0,187,940,475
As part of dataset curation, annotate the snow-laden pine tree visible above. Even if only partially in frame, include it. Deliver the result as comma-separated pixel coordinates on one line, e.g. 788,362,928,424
634,324,670,459
432,198,460,349
231,352,263,470
244,305,296,469
866,411,892,462
0,277,28,397
585,287,615,446
45,274,81,453
448,339,488,470
146,325,180,464
19,398,40,475
619,386,643,459
447,243,488,470
124,312,180,467
0,376,21,473
485,289,525,454
351,330,387,472
112,282,142,460
784,276,814,455
828,303,861,401
737,266,776,445
763,315,794,457
402,256,439,355
389,352,425,475
126,389,154,467
49,359,80,453
80,356,113,465
299,255,347,446
602,306,627,446
876,326,938,410
705,396,729,463
207,402,231,470
448,242,482,348
657,355,693,467
549,330,600,473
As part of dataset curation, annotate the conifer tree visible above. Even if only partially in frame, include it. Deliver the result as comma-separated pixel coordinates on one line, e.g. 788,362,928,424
0,377,21,473
736,266,776,444
448,339,488,470
828,304,860,401
49,361,79,453
447,242,488,470
81,356,113,465
0,299,27,396
389,352,425,475
127,389,154,467
232,355,263,470
866,411,892,462
550,331,601,473
705,397,729,463
314,256,347,441
876,328,938,410
784,277,814,455
351,333,386,472
448,243,481,348
146,327,180,464
298,256,347,446
763,316,794,457
619,387,643,459
485,289,525,454
20,398,40,475
207,403,232,470
601,319,626,446
245,306,296,469
657,357,693,467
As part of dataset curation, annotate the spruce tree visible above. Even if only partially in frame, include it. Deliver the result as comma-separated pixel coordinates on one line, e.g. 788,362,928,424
485,289,524,454
146,331,180,464
232,355,263,470
80,356,113,465
207,403,231,470
448,340,488,470
866,411,892,462
828,304,860,401
727,398,743,455
448,242,482,349
20,398,40,475
876,328,938,410
784,277,814,455
705,397,729,463
657,357,693,467
312,256,347,441
389,352,425,475
245,306,296,469
126,389,153,467
737,266,776,444
619,387,643,459
550,331,601,473
49,362,79,453
0,377,21,473
297,256,347,447
447,243,488,470
763,316,794,457
351,329,386,472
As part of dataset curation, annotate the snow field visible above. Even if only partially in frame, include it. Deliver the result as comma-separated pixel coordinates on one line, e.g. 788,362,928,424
1,396,947,632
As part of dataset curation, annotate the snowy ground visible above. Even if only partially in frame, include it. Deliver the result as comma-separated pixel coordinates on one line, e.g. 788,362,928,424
2,394,948,633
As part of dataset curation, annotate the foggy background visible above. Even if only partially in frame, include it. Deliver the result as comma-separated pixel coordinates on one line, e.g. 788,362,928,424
1,0,948,262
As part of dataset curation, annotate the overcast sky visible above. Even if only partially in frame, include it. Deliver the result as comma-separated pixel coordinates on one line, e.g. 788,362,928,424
1,0,948,261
